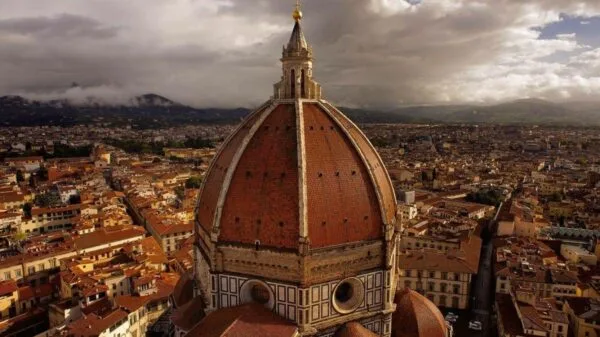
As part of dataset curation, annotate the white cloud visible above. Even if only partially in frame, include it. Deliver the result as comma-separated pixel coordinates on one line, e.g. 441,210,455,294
556,33,576,40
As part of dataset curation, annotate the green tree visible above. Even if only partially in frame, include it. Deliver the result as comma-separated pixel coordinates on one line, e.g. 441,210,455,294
22,203,32,218
16,170,24,183
34,193,62,207
466,189,504,207
13,231,27,241
548,192,564,202
38,166,48,181
68,195,81,204
174,186,185,200
185,176,203,189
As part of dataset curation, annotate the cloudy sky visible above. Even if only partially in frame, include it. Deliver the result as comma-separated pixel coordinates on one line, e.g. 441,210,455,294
1,0,600,108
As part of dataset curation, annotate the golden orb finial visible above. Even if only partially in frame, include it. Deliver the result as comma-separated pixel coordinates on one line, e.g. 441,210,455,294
292,0,303,21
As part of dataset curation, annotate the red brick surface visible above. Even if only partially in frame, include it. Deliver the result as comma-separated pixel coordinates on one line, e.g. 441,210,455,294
197,106,267,232
303,103,382,248
197,101,396,250
220,104,300,249
324,102,397,224
392,288,447,337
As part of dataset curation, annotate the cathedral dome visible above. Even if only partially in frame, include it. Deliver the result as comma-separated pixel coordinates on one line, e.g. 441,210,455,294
196,101,396,250
194,1,396,252
392,289,448,337
335,322,379,337
190,4,400,335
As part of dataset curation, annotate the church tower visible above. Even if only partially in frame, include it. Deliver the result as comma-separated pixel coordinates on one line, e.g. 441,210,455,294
192,2,400,336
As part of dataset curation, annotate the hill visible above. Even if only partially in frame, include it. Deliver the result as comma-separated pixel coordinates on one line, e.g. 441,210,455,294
0,94,250,128
1,95,599,128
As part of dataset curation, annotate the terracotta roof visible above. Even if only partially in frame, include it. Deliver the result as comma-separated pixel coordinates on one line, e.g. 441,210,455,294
67,309,128,337
116,277,177,312
17,283,53,301
0,211,20,219
335,322,379,337
197,101,396,250
172,272,194,308
140,236,168,264
518,304,547,332
496,292,527,336
31,204,80,216
392,288,447,337
4,156,43,163
565,297,600,321
82,297,113,316
74,226,145,251
171,295,206,331
115,294,147,312
0,280,18,297
398,235,481,274
0,192,25,203
185,303,297,337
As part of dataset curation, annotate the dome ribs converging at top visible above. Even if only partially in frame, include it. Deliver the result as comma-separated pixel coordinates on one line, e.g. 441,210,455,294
196,101,396,252
392,289,448,337
195,2,397,254
303,103,382,248
219,104,300,249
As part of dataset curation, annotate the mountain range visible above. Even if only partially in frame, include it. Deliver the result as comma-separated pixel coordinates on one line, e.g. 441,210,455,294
1,94,599,128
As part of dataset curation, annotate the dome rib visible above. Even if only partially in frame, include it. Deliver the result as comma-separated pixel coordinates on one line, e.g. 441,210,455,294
219,103,300,249
392,288,448,337
197,101,397,250
319,101,397,226
196,101,273,234
296,100,309,241
198,101,277,236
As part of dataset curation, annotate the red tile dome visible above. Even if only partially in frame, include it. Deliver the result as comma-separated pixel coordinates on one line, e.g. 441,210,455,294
196,101,396,250
335,322,379,337
392,288,448,337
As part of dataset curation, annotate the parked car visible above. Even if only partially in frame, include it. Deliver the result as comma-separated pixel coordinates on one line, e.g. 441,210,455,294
445,313,458,323
469,320,483,331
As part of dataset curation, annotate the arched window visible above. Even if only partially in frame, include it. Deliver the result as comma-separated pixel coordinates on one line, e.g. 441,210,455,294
290,69,296,98
301,69,306,98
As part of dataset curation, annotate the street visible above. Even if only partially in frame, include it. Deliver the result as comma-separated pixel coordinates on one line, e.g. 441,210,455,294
450,205,502,337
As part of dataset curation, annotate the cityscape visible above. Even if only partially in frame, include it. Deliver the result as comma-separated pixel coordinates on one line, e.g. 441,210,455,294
1,1,600,337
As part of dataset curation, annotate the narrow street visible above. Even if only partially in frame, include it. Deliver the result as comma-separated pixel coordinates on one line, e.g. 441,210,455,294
455,203,502,337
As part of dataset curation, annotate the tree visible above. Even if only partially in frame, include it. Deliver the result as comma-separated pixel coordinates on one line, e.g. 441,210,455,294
466,189,504,207
185,176,203,189
13,231,27,241
548,192,563,202
68,195,81,204
16,170,24,183
38,166,48,181
34,193,62,207
174,186,185,200
22,203,32,218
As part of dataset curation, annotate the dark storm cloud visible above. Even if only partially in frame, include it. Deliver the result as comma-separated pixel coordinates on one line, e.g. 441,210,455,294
1,0,600,107
0,14,119,39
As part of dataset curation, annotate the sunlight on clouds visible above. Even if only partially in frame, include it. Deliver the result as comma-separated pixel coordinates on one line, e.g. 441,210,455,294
1,0,600,106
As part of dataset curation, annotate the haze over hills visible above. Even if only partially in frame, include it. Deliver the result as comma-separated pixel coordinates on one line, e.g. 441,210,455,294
1,94,599,128
0,94,249,128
